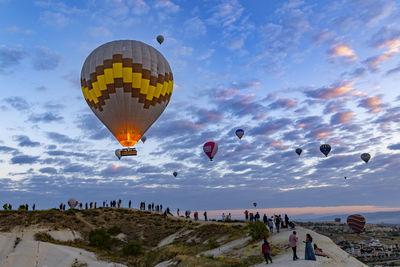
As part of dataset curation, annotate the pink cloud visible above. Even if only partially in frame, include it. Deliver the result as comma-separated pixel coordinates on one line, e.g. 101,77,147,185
305,81,354,99
328,44,358,61
358,95,383,113
365,38,400,69
330,111,355,124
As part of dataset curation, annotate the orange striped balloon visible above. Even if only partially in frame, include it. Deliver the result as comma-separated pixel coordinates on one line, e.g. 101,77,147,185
347,214,366,234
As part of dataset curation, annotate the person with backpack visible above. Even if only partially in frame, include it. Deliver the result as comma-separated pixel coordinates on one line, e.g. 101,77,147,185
262,238,273,264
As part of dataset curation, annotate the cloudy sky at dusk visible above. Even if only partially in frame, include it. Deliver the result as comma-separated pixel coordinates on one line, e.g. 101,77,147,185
1,0,400,215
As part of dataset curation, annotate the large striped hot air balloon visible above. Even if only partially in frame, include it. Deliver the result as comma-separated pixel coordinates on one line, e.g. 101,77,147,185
347,214,366,234
81,40,173,157
203,141,218,161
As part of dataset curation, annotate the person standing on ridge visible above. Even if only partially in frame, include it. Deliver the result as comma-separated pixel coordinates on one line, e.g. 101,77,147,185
289,231,299,261
204,211,207,221
262,238,273,264
244,210,249,221
304,234,316,261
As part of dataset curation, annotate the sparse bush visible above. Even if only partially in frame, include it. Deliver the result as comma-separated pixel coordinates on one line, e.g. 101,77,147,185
107,226,121,235
71,258,88,267
248,221,269,240
18,205,26,211
14,237,21,248
122,241,142,256
89,228,111,250
207,238,220,249
34,232,54,242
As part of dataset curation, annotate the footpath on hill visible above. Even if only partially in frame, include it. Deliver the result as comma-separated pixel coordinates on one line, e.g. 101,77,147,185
252,226,367,267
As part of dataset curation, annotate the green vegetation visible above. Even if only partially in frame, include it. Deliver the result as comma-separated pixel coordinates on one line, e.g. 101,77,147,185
89,228,111,250
122,241,142,256
248,221,269,240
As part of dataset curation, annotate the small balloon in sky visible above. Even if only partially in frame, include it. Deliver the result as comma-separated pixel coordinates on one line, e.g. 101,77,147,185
173,171,178,177
157,35,164,44
141,136,147,143
361,153,371,163
295,148,302,156
235,129,244,139
320,144,331,157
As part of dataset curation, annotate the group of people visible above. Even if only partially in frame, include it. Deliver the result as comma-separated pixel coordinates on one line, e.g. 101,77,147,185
3,203,35,211
244,211,295,234
262,231,328,264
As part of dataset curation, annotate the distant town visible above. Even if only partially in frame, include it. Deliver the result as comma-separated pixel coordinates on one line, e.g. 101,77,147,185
298,221,400,266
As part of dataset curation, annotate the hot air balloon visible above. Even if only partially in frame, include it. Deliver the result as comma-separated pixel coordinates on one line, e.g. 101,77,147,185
361,153,371,163
253,202,257,207
81,40,173,159
295,148,302,156
68,198,78,209
156,35,164,44
203,141,218,161
320,144,331,157
347,214,366,234
173,171,178,177
235,129,244,139
141,136,147,143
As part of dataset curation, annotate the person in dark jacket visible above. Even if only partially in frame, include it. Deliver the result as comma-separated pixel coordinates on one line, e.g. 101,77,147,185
262,238,273,264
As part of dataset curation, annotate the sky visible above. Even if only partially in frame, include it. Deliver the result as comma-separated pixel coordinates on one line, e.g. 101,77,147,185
1,0,400,215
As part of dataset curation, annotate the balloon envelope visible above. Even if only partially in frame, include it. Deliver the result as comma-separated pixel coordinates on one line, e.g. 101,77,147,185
173,171,178,177
203,142,218,161
81,40,173,148
115,149,122,160
347,214,366,234
68,198,78,209
295,148,302,156
361,153,371,163
156,35,164,44
253,202,257,207
235,129,244,139
141,136,147,143
320,144,331,157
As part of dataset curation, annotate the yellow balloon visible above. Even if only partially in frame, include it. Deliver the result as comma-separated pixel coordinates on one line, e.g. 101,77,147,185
81,40,173,147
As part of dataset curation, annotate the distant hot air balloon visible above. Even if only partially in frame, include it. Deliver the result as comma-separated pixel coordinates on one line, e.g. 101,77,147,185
81,40,173,158
115,149,122,160
68,198,78,209
295,148,302,156
361,153,371,163
173,171,178,177
344,176,347,180
253,202,257,207
203,141,218,161
320,144,331,157
347,214,366,234
235,129,244,139
141,136,147,143
156,35,164,44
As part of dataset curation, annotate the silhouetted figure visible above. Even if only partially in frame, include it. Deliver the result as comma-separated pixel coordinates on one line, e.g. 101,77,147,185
59,203,63,210
63,204,66,210
160,204,163,211
249,213,254,222
151,202,154,211
129,200,131,209
90,202,93,209
85,203,88,209
262,238,273,264
118,199,121,208
25,204,28,210
285,214,289,227
177,208,180,216
79,202,83,209
244,210,249,221
148,204,151,211
103,201,105,208
94,202,97,209
32,204,35,211
204,211,208,221
8,204,12,210
263,214,268,224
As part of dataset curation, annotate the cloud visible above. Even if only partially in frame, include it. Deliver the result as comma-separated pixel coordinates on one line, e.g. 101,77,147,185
39,167,57,174
28,112,63,123
268,98,297,110
62,163,94,174
183,17,206,37
207,0,244,28
99,164,134,177
147,119,204,139
88,26,112,38
328,44,358,62
0,145,18,154
305,81,354,100
13,135,40,147
252,118,292,136
154,0,180,13
75,113,114,140
40,11,69,27
131,0,150,15
32,47,61,71
330,111,355,125
230,81,261,90
3,96,29,111
365,26,400,70
195,108,223,124
388,143,400,150
358,95,383,113
10,155,40,164
386,65,400,76
46,132,75,143
0,46,26,72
